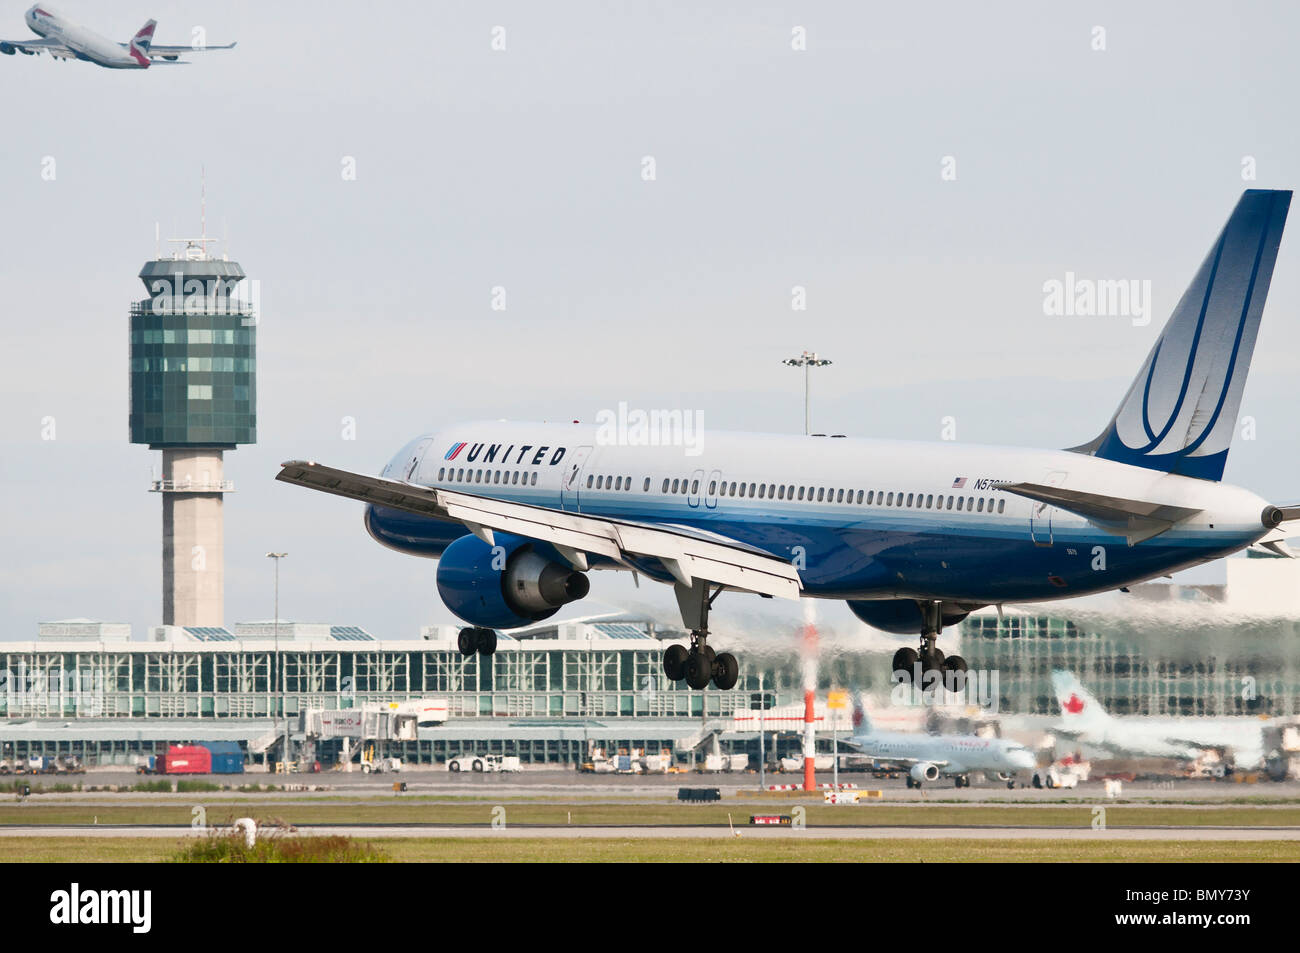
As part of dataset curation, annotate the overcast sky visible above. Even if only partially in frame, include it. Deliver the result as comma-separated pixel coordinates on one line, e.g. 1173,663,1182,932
2,1,1299,642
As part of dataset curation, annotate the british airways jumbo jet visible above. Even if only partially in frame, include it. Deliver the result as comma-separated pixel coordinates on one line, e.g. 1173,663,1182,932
0,6,235,68
278,190,1298,693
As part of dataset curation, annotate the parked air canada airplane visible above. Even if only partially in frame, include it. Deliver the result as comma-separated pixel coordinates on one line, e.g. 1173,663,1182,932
278,190,1299,693
845,699,1037,788
0,5,235,68
1051,671,1266,769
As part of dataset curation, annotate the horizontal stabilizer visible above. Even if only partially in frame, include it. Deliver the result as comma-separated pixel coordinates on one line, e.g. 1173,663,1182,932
996,481,1201,545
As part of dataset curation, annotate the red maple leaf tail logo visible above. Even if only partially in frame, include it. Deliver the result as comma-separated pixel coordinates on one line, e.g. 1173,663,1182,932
1063,693,1085,714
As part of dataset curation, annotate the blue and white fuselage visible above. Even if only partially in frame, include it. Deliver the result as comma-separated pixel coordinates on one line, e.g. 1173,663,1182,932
365,422,1271,606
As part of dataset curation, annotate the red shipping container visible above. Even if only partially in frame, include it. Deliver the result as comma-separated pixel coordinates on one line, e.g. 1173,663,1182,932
158,745,212,775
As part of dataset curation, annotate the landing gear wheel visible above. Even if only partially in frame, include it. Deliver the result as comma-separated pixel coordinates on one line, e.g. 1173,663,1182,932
663,644,688,682
712,652,739,691
457,628,477,657
893,647,919,683
475,628,498,656
943,654,968,692
905,776,915,789
700,645,716,668
921,648,946,680
684,651,713,691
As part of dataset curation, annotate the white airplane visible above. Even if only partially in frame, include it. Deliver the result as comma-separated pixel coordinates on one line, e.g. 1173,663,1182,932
277,190,1299,693
1050,671,1266,769
0,5,234,68
844,700,1037,788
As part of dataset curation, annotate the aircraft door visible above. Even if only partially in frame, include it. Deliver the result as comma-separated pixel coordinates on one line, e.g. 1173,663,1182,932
405,438,434,482
1029,470,1067,547
705,469,722,509
560,446,593,512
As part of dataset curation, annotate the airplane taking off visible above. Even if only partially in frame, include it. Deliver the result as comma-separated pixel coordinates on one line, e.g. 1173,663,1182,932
844,700,1037,788
1051,671,1266,769
277,190,1299,693
0,5,235,68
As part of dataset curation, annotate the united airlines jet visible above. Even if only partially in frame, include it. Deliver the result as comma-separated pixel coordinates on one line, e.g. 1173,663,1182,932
0,6,234,68
278,190,1298,693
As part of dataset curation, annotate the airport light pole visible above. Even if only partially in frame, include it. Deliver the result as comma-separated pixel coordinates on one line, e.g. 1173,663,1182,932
781,351,832,435
758,671,766,791
266,552,288,773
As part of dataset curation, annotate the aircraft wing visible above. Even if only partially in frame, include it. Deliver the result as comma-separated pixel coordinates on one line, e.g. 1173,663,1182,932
147,42,237,54
0,36,69,56
994,481,1201,545
274,460,803,600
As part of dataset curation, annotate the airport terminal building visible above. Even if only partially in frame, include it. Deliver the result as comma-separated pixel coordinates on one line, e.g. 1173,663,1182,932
4,556,1300,771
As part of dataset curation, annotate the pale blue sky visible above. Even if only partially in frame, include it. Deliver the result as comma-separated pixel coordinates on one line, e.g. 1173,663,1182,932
2,1,1298,641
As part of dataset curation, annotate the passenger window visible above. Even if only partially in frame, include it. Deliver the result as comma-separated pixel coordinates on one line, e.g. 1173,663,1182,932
671,479,680,493
709,480,717,495
886,492,893,506
437,467,445,481
925,494,933,508
512,472,519,485
730,482,737,495
531,472,537,486
776,485,784,500
662,479,669,493
998,499,1005,513
834,489,842,503
945,496,953,509
690,479,699,494
977,498,984,512
644,477,651,491
905,493,913,507
856,490,863,504
587,475,594,489
815,487,824,502
956,497,964,511
758,484,766,499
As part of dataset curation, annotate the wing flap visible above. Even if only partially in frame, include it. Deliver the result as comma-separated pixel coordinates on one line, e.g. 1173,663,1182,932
276,461,803,599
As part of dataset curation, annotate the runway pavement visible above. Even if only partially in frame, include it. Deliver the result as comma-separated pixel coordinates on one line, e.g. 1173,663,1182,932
3,823,1298,840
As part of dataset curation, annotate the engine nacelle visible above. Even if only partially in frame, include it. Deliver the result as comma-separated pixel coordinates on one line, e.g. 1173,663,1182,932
435,533,590,630
0,43,16,55
847,599,971,635
910,762,940,783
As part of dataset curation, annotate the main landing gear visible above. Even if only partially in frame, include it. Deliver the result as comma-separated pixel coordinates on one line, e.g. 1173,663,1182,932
660,581,739,691
457,626,497,657
892,601,968,692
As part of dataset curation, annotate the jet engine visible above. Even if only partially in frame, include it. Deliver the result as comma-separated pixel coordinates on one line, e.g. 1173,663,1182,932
435,533,590,630
0,43,15,55
910,762,941,784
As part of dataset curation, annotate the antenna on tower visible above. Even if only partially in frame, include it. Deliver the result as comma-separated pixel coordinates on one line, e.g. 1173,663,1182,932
200,165,206,249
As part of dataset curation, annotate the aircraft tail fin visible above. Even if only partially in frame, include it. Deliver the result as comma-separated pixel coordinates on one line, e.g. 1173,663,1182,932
1069,189,1291,481
851,693,872,736
130,19,156,57
1051,670,1110,730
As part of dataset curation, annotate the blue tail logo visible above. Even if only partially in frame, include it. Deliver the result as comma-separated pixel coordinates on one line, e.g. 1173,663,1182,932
1072,189,1291,481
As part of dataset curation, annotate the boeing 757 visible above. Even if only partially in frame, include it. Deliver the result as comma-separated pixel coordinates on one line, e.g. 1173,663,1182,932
276,190,1298,693
0,5,234,68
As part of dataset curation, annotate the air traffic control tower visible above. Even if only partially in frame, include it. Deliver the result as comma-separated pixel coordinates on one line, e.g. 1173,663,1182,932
129,236,257,626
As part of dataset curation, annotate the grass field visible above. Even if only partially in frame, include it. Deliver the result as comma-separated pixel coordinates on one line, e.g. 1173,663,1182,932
5,835,1298,863
1,800,1298,828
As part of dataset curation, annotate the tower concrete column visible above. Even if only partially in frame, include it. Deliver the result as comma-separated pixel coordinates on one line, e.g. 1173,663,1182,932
158,449,228,626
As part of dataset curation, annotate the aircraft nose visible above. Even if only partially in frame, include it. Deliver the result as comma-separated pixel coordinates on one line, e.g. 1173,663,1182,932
1012,750,1036,770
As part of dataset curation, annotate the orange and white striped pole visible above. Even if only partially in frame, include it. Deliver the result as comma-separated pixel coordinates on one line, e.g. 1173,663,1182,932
801,599,818,791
